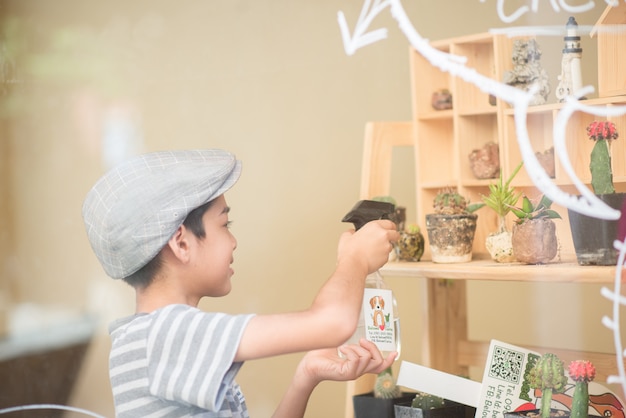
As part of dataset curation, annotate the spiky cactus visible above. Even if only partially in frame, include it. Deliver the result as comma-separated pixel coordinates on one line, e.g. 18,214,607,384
374,367,401,399
528,353,568,418
433,187,483,215
411,391,445,409
569,360,596,418
587,120,619,195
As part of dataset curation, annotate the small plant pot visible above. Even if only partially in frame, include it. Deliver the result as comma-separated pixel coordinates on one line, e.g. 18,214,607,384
567,192,626,266
511,218,558,264
394,400,476,418
485,230,515,263
353,392,417,418
425,213,477,263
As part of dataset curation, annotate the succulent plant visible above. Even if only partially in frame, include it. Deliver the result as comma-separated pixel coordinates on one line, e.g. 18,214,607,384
374,367,402,399
528,353,568,418
587,120,619,195
411,391,445,409
508,194,561,224
433,187,484,215
481,161,524,233
569,360,596,418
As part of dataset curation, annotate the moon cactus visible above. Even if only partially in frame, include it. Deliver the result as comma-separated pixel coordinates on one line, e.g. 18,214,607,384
528,353,568,418
568,360,596,418
587,120,619,195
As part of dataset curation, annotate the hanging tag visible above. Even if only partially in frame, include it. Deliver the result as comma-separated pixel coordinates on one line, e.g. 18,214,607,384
361,288,396,352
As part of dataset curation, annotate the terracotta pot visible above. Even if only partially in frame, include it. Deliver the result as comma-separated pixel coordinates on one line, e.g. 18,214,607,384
512,218,558,264
425,213,477,263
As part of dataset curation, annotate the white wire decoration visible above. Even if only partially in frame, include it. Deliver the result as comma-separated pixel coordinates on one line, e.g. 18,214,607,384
338,0,626,399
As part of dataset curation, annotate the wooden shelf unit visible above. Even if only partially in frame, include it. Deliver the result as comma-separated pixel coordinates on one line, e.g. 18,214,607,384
344,17,626,418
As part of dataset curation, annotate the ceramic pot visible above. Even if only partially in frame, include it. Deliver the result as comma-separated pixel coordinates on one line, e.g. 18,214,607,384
567,192,626,266
425,213,477,263
394,400,476,418
512,218,558,264
485,230,515,263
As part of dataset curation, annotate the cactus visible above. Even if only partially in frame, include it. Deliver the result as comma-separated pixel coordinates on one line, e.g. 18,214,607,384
568,360,596,418
587,120,619,195
411,391,445,409
374,367,402,399
528,353,568,418
433,187,484,215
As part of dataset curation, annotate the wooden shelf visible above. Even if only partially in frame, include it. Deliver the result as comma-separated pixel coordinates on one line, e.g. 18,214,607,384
382,253,618,283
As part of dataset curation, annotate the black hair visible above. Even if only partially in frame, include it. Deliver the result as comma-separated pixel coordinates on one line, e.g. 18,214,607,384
122,199,215,289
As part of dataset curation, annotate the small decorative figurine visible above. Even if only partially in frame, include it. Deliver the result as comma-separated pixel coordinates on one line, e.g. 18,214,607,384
503,39,550,105
556,17,585,101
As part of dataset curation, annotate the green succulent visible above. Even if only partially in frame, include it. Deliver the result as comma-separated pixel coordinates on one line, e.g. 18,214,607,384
481,161,524,232
508,194,561,224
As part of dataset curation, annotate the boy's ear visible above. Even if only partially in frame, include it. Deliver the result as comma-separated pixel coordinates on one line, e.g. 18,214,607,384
166,225,192,263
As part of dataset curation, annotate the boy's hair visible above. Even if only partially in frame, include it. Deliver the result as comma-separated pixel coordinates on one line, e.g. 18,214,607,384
123,200,214,288
82,149,241,280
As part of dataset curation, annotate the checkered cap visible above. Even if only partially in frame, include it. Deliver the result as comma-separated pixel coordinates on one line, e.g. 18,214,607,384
82,149,242,279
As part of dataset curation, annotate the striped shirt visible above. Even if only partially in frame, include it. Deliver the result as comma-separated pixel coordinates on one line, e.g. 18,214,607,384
108,304,255,417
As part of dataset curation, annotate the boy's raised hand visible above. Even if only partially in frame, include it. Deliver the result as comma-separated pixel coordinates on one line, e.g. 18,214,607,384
337,219,399,274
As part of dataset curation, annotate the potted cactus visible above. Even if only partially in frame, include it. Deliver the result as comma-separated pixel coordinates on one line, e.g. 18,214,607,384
509,194,561,264
528,353,568,418
481,161,524,262
569,360,596,418
567,120,625,265
425,188,484,263
353,368,416,418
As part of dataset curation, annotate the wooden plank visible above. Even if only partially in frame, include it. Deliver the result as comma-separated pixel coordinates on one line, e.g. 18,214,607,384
380,254,620,284
359,121,414,199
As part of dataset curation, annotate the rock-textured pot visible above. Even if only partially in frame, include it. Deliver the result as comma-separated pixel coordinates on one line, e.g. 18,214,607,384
485,230,515,263
425,213,477,263
512,218,558,264
397,230,425,262
567,192,625,266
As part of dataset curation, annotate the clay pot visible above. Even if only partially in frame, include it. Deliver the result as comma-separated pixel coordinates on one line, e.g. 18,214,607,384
512,218,558,264
469,142,500,179
425,213,477,263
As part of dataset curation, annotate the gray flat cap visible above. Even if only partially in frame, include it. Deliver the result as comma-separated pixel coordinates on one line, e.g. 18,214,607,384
82,149,241,279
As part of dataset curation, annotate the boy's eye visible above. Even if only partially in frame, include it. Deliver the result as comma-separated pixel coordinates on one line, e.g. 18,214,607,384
225,221,233,229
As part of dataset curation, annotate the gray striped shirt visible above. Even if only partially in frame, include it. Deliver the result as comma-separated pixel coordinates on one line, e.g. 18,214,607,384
109,304,255,417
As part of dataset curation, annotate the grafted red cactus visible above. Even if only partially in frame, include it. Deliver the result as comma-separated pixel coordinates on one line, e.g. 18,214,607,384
569,360,596,382
569,360,596,418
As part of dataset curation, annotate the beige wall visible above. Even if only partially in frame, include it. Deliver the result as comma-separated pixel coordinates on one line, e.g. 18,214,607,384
0,1,618,417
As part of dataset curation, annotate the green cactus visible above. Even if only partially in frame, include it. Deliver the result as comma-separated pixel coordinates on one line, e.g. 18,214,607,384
568,360,596,418
587,120,619,195
374,367,402,399
433,187,484,215
411,391,445,409
527,353,568,418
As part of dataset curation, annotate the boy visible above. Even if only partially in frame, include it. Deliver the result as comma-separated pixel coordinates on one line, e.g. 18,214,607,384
82,149,399,417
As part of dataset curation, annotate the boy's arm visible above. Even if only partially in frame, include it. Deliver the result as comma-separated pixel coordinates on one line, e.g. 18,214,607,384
235,219,399,362
272,339,396,418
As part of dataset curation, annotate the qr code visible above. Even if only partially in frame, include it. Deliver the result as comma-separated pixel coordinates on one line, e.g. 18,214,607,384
488,345,524,384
